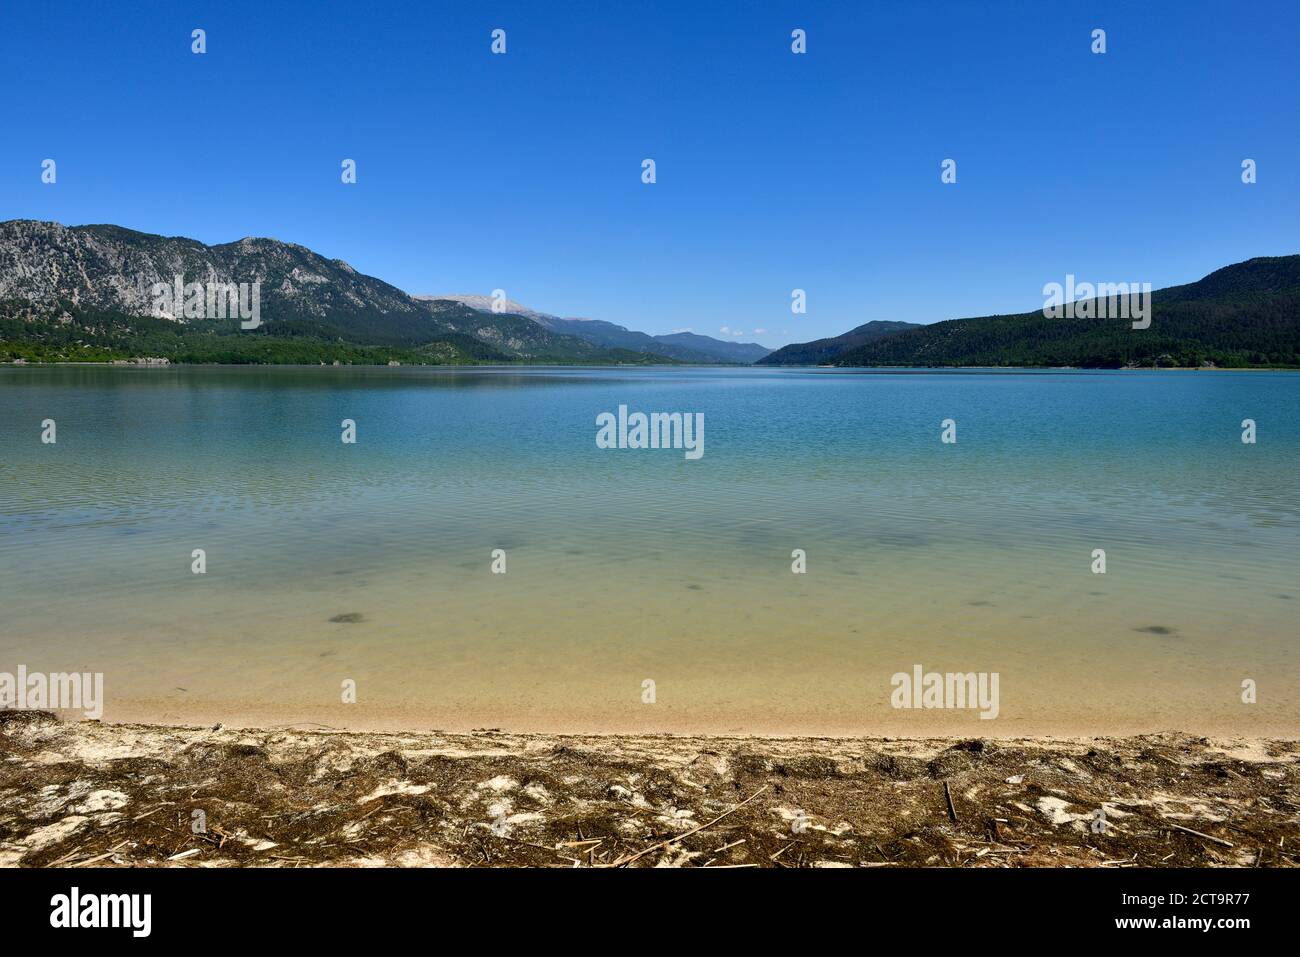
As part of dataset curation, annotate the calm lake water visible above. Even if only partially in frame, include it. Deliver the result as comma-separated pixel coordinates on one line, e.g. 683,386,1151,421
1,365,1297,736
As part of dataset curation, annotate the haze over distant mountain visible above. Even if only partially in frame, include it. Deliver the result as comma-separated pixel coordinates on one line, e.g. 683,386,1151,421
430,294,771,364
759,321,921,365
649,331,771,364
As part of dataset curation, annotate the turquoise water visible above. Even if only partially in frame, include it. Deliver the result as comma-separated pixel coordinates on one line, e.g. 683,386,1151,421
1,365,1297,736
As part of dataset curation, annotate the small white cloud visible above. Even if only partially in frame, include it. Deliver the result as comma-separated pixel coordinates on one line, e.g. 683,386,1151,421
670,327,693,334
754,328,767,335
719,326,731,334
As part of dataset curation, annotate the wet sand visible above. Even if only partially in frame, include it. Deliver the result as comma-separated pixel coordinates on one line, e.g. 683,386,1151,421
97,694,1300,740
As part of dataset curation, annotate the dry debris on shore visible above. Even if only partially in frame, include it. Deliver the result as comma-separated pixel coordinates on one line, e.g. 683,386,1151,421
1,711,1296,868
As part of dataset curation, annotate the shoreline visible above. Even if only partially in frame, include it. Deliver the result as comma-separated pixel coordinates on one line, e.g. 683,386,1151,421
2,712,1295,868
15,707,1300,743
5,360,1300,370
83,700,1300,742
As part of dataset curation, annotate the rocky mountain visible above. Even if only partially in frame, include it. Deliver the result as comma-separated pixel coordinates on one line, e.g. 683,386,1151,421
758,320,921,365
0,221,672,364
430,293,556,326
13,221,1288,369
432,293,771,364
0,219,425,333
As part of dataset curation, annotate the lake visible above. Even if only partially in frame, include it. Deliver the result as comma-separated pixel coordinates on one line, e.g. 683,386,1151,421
1,365,1297,736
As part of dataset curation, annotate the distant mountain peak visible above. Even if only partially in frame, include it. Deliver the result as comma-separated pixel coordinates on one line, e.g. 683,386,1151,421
424,293,772,364
759,320,921,365
422,293,554,322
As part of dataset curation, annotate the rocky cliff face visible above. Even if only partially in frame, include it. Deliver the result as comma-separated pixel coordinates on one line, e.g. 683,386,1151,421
0,220,768,363
0,221,654,359
0,220,425,326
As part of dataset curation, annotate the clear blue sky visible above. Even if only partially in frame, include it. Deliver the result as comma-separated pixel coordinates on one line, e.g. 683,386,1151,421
3,1,1297,347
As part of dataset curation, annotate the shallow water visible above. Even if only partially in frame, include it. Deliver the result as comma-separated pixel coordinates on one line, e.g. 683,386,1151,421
1,365,1297,736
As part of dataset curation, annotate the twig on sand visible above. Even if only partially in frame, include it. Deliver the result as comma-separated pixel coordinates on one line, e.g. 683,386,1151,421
605,785,770,868
1164,822,1234,848
943,782,959,824
502,836,556,852
770,842,795,861
49,846,90,866
131,802,175,822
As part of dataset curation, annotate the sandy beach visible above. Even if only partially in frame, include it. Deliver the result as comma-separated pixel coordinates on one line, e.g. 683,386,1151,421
2,710,1295,868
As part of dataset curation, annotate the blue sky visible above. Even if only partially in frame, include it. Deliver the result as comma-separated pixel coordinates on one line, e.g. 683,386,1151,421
2,1,1297,347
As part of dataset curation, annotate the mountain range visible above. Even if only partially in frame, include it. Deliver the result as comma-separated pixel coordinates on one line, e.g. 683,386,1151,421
0,221,770,365
423,294,770,364
3,220,1297,368
762,256,1300,369
759,321,922,365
